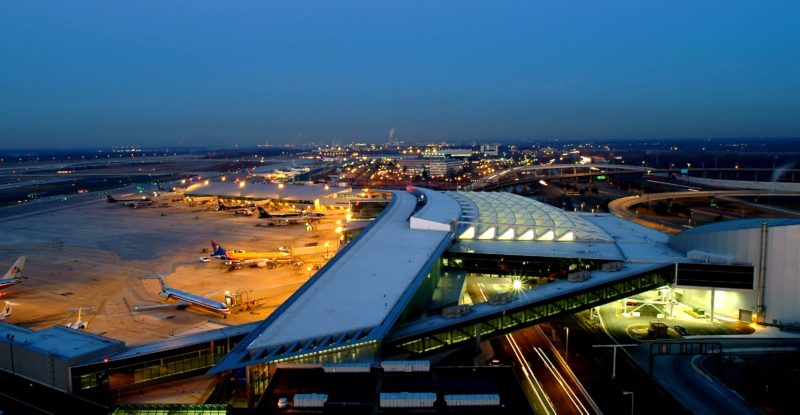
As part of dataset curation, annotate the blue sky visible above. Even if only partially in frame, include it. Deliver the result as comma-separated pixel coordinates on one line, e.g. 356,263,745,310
1,1,799,148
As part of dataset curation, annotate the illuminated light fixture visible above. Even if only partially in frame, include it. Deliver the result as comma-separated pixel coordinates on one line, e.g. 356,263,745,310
517,229,534,241
478,227,495,240
239,181,245,188
539,180,548,186
459,226,475,240
558,231,575,241
538,230,555,241
512,279,523,290
278,183,284,189
204,180,209,186
498,228,515,240
221,176,227,181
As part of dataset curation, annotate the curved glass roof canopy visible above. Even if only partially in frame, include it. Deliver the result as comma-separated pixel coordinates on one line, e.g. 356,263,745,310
446,191,613,242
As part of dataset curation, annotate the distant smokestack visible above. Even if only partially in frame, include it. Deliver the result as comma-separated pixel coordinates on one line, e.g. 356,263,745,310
388,127,396,141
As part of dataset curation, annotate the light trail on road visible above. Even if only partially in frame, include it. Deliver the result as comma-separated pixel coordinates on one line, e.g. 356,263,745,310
531,345,590,414
478,287,555,414
507,329,557,414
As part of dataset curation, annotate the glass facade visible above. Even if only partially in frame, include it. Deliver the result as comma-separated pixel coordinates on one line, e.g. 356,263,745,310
444,252,603,280
72,337,244,403
387,265,673,355
112,404,227,415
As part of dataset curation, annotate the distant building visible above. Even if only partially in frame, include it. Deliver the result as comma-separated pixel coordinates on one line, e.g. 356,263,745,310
480,144,499,157
421,148,473,159
184,182,352,210
399,158,464,177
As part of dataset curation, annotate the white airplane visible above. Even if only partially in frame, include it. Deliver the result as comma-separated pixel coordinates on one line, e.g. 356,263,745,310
106,194,153,208
0,301,17,320
64,307,91,330
134,275,230,317
0,256,27,291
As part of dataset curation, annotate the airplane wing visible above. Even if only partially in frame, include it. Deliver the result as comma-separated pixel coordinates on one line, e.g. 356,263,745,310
132,301,191,312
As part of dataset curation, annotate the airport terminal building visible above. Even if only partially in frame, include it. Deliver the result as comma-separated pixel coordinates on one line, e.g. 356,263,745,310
2,187,799,406
183,182,361,210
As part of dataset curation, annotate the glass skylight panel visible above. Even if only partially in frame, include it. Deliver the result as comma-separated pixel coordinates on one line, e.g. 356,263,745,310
478,226,496,240
450,191,613,242
517,229,535,240
538,230,555,241
498,227,515,240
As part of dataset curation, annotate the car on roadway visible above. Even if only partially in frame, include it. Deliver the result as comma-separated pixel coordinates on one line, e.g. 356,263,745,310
198,256,211,263
673,325,689,336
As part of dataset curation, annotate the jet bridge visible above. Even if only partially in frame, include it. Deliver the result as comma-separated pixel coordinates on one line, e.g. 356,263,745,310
384,263,674,356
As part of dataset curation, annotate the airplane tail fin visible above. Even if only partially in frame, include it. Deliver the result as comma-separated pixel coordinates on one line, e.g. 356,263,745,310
211,240,227,257
257,206,270,218
1,301,12,318
3,257,25,280
106,195,116,203
139,274,168,290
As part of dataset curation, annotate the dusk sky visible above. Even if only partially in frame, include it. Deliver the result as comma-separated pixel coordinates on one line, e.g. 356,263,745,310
1,1,799,148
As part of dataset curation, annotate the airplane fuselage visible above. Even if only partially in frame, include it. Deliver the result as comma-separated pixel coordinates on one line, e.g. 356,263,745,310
0,280,23,290
164,288,230,316
220,250,288,261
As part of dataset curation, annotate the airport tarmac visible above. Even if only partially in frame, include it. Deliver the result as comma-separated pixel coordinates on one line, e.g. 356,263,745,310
0,192,344,345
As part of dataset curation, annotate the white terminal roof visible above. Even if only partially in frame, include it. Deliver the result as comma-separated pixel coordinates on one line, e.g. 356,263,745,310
185,182,342,201
246,190,685,354
214,188,694,371
0,323,124,363
446,191,613,242
247,190,456,352
585,214,687,263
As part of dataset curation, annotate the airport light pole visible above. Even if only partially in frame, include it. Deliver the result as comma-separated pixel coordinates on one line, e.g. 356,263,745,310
623,390,634,415
5,333,14,376
592,344,637,379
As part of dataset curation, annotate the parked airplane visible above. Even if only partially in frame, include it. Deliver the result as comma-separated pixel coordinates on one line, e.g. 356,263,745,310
256,206,301,219
156,182,176,193
256,207,322,224
210,240,299,269
217,200,254,211
0,301,17,320
135,275,230,317
64,307,90,330
106,194,152,208
0,256,27,290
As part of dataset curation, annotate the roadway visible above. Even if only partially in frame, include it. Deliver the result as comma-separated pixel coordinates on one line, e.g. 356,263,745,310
495,327,598,415
474,285,599,415
607,190,800,234
474,164,800,191
594,301,798,415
